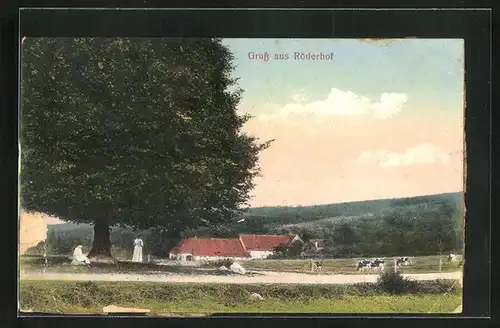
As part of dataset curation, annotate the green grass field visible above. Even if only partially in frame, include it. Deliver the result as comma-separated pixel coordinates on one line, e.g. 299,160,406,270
19,280,462,314
20,257,213,275
20,254,463,276
242,255,462,274
19,257,257,278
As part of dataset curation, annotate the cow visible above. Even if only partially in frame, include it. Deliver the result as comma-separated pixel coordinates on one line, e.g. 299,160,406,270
396,257,411,266
315,260,323,272
370,259,385,271
448,254,457,262
356,259,373,271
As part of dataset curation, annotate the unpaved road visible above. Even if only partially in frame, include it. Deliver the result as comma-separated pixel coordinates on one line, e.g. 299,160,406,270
21,270,462,285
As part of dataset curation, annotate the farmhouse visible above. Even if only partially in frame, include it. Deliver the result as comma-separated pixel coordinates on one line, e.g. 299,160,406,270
239,234,298,259
169,234,302,261
168,237,251,262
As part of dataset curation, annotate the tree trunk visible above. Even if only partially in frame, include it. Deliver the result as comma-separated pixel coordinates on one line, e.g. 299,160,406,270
88,219,115,262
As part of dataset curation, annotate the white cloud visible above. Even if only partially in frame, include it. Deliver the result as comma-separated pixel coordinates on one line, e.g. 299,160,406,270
256,88,408,120
358,143,452,167
291,90,309,103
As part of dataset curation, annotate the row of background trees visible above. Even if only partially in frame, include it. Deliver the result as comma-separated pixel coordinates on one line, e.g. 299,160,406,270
27,196,463,259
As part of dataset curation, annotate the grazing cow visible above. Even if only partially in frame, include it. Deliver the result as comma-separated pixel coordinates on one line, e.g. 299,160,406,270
356,259,373,271
448,254,457,262
370,259,385,271
396,257,411,266
315,260,323,272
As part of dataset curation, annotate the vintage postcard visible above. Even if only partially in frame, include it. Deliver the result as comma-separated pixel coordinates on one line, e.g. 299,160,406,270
19,38,464,315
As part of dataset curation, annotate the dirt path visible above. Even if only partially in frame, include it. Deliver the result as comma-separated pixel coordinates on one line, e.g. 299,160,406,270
21,270,463,285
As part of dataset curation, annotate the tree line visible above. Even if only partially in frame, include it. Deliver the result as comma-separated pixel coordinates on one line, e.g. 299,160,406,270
274,201,463,258
27,196,463,259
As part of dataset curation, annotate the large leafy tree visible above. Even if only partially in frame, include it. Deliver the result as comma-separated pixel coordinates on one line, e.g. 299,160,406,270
20,37,271,260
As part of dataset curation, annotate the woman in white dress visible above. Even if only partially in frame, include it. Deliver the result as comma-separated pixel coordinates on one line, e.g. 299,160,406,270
132,236,144,263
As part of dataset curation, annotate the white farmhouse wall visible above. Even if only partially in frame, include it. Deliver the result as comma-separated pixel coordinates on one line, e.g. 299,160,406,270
194,255,250,262
172,252,194,261
170,253,250,262
249,250,274,259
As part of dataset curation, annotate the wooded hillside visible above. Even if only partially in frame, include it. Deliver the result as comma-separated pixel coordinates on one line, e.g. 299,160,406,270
29,192,463,258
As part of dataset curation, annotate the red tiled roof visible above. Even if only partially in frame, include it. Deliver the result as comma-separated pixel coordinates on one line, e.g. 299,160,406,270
239,234,291,251
169,237,250,257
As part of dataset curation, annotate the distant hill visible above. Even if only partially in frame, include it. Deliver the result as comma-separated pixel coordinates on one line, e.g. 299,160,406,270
231,191,463,234
47,191,462,235
44,191,463,257
246,192,461,218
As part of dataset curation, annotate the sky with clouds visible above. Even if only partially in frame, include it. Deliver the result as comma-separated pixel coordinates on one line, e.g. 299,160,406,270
41,38,464,224
222,38,465,207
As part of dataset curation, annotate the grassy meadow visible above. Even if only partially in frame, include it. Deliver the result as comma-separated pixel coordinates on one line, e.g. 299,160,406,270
19,280,462,315
19,256,241,276
20,254,463,276
229,255,462,275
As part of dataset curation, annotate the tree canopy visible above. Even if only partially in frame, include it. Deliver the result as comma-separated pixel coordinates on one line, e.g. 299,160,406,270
20,37,271,257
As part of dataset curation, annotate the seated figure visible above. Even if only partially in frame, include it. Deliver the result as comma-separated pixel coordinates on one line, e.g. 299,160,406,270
71,245,90,265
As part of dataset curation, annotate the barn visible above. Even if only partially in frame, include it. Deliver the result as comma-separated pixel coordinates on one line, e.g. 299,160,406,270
169,234,303,262
168,237,251,262
239,234,296,259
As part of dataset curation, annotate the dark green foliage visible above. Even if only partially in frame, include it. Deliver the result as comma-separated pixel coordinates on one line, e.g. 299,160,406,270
20,37,271,256
377,271,419,294
43,191,463,257
44,228,92,255
182,224,238,239
203,192,463,258
376,271,460,295
299,229,314,243
270,240,305,259
271,243,289,258
416,279,461,294
206,258,234,268
287,241,305,257
141,228,181,257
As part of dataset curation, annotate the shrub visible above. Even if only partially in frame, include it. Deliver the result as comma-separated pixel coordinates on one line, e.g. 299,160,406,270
417,279,461,294
377,271,461,295
376,271,419,294
204,258,234,268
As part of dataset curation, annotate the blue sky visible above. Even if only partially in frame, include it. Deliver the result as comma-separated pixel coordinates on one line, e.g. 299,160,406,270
220,39,464,207
223,39,464,120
